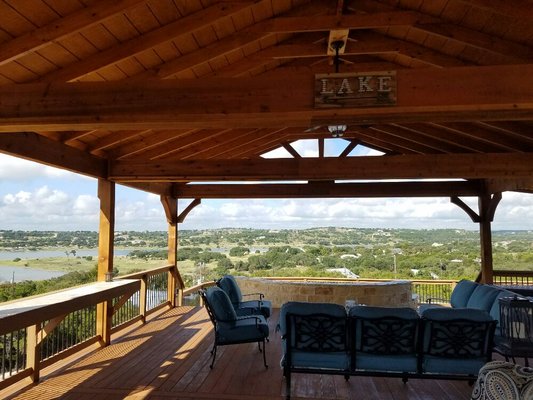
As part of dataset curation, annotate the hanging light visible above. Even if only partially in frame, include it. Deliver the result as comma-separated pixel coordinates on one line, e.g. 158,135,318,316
327,41,347,138
328,124,347,138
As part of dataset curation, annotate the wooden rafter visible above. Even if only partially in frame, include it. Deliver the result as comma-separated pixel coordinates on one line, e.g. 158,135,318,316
0,133,106,178
0,0,148,67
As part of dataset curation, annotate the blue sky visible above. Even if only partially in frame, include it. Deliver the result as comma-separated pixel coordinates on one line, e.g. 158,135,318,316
1,139,533,232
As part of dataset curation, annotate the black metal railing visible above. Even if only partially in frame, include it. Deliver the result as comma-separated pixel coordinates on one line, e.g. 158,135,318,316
112,291,141,329
40,306,97,361
147,272,168,311
1,329,26,381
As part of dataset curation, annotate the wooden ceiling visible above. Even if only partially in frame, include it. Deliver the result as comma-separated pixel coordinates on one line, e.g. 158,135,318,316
0,0,532,198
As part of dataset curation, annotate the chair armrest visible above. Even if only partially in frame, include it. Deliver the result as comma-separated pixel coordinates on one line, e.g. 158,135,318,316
236,315,264,327
426,297,449,304
242,292,265,300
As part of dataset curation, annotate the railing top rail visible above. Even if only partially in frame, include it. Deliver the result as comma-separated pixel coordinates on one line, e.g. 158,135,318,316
243,276,459,284
118,265,174,280
0,279,140,336
493,270,533,278
182,281,216,296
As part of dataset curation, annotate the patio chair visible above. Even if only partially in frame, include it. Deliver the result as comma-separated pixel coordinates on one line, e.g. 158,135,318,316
216,275,272,318
200,287,269,369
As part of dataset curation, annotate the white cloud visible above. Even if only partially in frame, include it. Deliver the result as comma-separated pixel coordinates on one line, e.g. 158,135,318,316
0,154,92,181
1,154,533,231
0,186,100,230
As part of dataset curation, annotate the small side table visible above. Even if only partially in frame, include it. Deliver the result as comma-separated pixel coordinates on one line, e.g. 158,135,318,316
496,296,533,367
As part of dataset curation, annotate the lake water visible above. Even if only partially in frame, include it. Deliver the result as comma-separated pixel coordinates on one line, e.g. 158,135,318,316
0,249,131,260
0,249,131,283
0,266,65,283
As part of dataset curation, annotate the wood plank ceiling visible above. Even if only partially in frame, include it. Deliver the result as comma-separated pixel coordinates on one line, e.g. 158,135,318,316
0,0,532,197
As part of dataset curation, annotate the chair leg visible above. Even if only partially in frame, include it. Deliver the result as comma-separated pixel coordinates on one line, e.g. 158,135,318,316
210,343,217,369
285,370,291,399
262,339,268,369
258,341,263,353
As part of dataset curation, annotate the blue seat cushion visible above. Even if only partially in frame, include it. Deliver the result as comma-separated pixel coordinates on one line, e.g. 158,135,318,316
355,354,418,373
216,315,269,344
423,356,485,376
466,285,501,311
282,351,349,371
450,280,479,308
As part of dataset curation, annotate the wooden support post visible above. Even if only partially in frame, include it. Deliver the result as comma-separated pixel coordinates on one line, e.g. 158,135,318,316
451,191,501,284
478,192,502,284
161,195,182,306
26,324,41,383
140,274,147,323
96,179,115,346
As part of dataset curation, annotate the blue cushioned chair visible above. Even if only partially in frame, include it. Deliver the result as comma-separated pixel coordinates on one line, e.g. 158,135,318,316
420,308,496,377
279,302,349,400
217,275,272,318
349,306,420,379
200,287,269,369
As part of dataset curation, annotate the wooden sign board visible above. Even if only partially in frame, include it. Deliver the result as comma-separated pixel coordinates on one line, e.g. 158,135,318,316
314,71,397,108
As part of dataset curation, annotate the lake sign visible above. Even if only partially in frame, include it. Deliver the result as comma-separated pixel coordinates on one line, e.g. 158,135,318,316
314,71,397,108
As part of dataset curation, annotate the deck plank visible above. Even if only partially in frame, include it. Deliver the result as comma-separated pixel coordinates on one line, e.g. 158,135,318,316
4,306,476,400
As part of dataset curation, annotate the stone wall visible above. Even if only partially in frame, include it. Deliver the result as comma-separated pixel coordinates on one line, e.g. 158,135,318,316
235,277,414,308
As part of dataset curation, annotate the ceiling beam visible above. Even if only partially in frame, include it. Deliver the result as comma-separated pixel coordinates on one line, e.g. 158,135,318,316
0,132,106,178
109,152,533,182
175,180,485,198
0,65,531,132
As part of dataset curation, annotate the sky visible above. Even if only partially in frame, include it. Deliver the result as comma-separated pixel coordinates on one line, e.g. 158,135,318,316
1,139,533,232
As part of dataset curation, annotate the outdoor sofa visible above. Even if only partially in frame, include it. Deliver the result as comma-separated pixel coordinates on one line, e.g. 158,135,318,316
279,301,496,399
419,279,528,346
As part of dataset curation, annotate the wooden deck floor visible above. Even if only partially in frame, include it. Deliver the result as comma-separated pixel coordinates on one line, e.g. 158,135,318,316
5,306,475,400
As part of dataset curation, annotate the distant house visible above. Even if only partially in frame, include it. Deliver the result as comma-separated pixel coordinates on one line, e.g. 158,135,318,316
340,254,361,259
327,268,360,279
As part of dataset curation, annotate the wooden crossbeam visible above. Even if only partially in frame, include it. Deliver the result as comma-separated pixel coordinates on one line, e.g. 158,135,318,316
109,153,533,182
0,65,531,132
174,180,484,198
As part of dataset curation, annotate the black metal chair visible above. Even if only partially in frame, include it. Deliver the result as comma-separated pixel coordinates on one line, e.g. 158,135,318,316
199,287,269,369
216,274,272,318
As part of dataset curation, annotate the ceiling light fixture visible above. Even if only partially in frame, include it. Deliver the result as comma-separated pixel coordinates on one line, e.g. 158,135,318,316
328,40,347,138
328,124,347,138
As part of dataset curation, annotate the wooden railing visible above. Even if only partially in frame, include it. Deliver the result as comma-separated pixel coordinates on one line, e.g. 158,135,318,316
493,270,533,287
1,269,530,392
0,264,181,391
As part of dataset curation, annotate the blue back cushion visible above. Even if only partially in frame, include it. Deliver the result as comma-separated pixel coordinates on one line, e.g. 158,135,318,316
206,287,237,321
466,285,501,311
350,306,419,355
218,275,242,305
421,307,493,322
450,280,479,308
